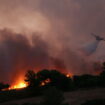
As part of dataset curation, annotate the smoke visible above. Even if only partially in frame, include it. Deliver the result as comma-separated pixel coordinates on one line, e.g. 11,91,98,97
80,40,100,56
0,0,105,83
0,29,89,83
0,29,64,83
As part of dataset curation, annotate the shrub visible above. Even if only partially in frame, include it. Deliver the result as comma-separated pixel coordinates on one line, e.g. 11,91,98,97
81,99,105,105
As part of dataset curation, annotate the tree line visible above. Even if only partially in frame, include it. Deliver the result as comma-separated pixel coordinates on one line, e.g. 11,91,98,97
1,62,105,91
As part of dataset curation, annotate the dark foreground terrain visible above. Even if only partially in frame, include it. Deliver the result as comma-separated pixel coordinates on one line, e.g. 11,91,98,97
1,88,105,105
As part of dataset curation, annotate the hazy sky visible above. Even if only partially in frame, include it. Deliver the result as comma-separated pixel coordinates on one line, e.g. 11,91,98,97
0,0,105,83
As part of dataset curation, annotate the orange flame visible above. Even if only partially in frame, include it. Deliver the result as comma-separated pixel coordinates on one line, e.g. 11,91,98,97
9,81,27,90
9,72,72,90
40,78,51,86
66,73,72,78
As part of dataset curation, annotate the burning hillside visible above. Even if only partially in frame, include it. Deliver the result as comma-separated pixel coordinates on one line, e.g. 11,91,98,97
8,70,72,90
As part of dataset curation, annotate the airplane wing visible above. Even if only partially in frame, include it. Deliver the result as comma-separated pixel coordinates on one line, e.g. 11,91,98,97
91,33,105,41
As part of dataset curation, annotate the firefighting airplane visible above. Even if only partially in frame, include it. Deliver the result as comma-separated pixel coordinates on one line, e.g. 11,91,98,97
91,33,105,41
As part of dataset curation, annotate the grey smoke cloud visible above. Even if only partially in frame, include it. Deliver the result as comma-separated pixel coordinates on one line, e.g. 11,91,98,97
0,0,105,83
80,40,100,56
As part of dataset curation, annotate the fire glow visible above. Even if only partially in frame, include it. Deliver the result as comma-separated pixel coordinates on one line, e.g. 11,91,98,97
40,78,51,86
9,81,27,90
9,73,72,90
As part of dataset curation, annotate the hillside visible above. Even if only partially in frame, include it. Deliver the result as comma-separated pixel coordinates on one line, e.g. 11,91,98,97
1,88,105,105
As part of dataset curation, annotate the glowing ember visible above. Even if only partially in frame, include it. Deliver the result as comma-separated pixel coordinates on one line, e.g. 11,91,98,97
41,82,45,86
45,79,51,83
66,74,72,78
40,78,51,86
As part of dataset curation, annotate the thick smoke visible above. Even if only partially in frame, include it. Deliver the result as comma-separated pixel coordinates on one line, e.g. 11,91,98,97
0,29,89,83
0,29,65,83
80,40,100,56
0,0,105,83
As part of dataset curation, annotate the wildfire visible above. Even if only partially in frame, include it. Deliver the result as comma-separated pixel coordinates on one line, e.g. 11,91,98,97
8,72,72,90
9,82,27,90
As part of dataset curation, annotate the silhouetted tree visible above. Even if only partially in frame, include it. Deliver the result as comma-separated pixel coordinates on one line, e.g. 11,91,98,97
37,69,50,81
81,99,105,105
73,74,100,88
0,83,9,91
49,70,72,90
4,84,9,89
99,62,105,86
102,62,105,70
99,71,105,86
25,70,40,87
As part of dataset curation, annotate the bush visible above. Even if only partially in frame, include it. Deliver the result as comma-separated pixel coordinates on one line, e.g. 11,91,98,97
0,83,9,91
73,75,100,88
81,99,105,105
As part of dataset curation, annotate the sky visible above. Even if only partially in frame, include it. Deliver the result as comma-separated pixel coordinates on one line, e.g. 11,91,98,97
0,0,105,83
